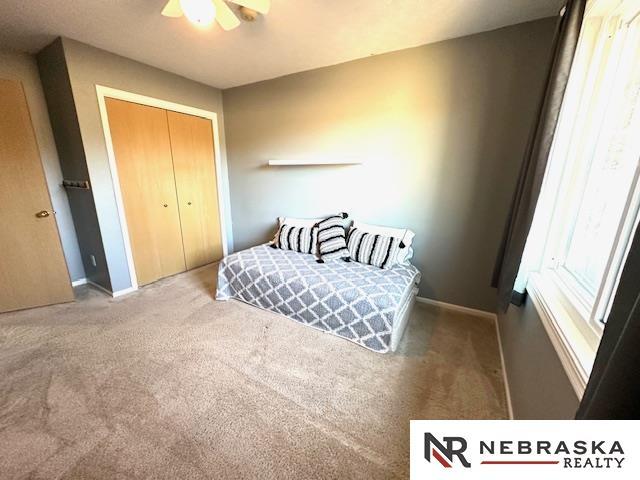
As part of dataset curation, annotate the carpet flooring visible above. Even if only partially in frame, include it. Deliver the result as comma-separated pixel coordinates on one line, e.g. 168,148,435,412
0,263,507,479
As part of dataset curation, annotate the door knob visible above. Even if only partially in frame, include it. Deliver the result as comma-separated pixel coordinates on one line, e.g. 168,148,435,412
187,202,192,205
35,210,50,218
163,204,168,208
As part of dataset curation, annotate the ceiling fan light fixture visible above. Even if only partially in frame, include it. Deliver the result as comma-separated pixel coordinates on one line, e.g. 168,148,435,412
238,6,259,22
179,0,216,27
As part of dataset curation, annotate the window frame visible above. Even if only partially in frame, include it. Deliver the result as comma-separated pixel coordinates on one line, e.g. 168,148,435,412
524,0,640,398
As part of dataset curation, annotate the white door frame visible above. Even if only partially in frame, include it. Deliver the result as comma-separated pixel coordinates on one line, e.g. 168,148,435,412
96,85,229,292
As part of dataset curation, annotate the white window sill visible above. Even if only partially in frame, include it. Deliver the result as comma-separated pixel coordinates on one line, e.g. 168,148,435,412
526,272,600,398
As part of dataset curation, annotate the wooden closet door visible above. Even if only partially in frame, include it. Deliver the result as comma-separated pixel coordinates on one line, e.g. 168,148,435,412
167,111,223,269
0,79,74,312
105,98,185,285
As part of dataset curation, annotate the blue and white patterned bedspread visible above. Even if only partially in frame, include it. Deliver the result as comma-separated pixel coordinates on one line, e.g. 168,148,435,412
215,244,421,353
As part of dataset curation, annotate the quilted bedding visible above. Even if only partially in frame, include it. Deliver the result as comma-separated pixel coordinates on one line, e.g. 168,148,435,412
215,244,421,353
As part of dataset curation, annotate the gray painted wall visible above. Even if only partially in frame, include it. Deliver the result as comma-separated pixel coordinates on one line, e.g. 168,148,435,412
222,18,557,312
1,49,85,282
37,40,110,288
499,299,580,418
62,38,233,292
39,38,233,292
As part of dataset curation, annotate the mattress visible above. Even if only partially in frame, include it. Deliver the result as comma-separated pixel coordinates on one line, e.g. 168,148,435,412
216,244,421,353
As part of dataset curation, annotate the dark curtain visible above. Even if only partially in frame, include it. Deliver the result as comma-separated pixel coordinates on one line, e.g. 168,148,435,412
576,220,640,419
492,0,586,312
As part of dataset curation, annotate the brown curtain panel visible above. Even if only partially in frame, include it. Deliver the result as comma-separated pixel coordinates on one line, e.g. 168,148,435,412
576,219,640,419
492,0,586,312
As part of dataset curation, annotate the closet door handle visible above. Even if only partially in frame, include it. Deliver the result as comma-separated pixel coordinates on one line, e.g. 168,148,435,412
163,204,168,208
187,202,192,205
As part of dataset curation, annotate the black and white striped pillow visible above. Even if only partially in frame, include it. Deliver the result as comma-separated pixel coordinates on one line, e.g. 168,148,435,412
316,212,350,262
272,224,319,254
347,228,402,269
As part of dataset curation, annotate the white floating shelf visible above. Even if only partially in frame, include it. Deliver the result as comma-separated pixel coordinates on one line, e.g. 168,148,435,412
267,159,362,166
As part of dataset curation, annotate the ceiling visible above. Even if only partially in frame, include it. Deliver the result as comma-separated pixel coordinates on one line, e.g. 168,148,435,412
0,0,564,89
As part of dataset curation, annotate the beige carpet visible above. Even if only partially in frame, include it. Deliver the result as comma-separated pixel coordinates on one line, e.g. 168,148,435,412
0,263,507,479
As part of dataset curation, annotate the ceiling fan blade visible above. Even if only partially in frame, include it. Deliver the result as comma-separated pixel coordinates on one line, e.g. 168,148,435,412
161,0,183,17
213,0,241,30
228,0,270,15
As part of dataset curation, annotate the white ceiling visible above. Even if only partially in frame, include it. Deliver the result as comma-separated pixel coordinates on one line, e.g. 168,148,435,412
0,0,564,89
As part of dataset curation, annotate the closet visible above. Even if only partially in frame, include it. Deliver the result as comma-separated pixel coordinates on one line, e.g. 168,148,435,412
105,98,222,286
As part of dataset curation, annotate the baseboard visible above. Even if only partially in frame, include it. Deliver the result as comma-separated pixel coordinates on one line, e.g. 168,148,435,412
494,315,515,420
415,296,496,321
112,286,137,298
71,278,88,287
415,296,514,419
87,280,112,296
86,280,137,298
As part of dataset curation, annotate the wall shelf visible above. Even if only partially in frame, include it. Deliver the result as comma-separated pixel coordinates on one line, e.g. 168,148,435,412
267,159,362,166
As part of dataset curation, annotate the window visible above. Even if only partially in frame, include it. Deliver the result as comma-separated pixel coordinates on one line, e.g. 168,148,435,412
517,0,640,396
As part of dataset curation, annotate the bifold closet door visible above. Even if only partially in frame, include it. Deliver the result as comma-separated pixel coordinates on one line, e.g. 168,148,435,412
0,79,74,312
167,111,223,269
105,98,186,286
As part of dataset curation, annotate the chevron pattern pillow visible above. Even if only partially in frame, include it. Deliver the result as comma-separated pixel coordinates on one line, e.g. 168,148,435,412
316,212,350,262
346,228,403,269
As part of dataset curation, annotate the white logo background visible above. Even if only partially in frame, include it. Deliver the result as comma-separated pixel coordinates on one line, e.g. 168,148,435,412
410,420,640,479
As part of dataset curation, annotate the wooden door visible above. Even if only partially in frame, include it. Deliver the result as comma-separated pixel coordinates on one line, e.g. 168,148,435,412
0,79,74,313
105,98,186,286
167,111,223,269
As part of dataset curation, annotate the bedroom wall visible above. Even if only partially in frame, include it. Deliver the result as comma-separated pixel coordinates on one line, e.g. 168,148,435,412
39,38,233,293
499,299,580,418
1,49,85,283
222,17,557,312
37,40,109,288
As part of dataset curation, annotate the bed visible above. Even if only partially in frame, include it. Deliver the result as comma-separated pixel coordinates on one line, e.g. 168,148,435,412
215,244,421,353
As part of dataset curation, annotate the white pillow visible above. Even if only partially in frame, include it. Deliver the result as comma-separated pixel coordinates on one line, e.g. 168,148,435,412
278,216,324,228
351,221,415,264
271,216,324,244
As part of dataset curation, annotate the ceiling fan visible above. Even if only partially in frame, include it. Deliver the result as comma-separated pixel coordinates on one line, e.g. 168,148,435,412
161,0,270,30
